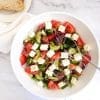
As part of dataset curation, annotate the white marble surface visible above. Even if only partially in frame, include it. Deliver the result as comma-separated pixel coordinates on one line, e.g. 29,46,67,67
0,0,100,100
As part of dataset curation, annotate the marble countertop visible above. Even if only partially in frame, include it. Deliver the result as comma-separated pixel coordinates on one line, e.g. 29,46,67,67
0,0,100,100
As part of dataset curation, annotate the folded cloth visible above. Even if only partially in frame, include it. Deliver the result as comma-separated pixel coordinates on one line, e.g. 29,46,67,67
0,13,33,53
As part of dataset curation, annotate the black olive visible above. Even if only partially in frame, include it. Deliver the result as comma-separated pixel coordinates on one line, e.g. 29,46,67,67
64,38,77,49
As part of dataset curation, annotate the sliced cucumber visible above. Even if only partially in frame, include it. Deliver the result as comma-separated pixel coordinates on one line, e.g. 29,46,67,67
70,76,78,85
66,74,71,81
35,32,41,43
60,44,64,50
54,60,59,67
50,42,60,51
48,76,58,81
38,64,46,72
35,72,43,81
61,84,68,89
26,57,33,65
71,59,79,65
68,48,76,54
45,29,53,35
33,50,40,63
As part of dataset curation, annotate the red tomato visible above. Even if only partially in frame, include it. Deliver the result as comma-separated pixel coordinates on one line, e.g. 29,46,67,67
69,64,76,70
42,36,49,43
82,53,91,65
22,43,32,57
51,20,61,29
48,81,59,89
63,22,75,33
21,49,28,57
25,67,31,74
25,67,39,75
25,42,32,53
31,71,40,75
48,34,55,41
42,34,55,43
77,37,85,48
20,54,26,65
37,23,45,31
41,51,47,59
51,52,61,60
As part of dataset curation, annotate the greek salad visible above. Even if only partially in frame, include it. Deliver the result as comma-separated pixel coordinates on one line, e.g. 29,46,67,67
20,20,91,89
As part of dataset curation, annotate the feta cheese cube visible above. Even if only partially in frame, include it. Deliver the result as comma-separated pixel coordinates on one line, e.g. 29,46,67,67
46,70,53,76
49,64,58,71
61,52,68,59
75,66,82,74
40,44,48,51
64,68,70,76
74,53,82,61
28,30,35,38
58,25,66,33
65,34,71,38
45,21,52,29
37,57,45,64
30,65,39,72
47,50,55,58
37,81,44,87
71,77,77,85
32,43,39,51
41,30,46,36
62,59,70,66
29,51,36,57
58,82,66,88
72,33,79,41
84,44,91,52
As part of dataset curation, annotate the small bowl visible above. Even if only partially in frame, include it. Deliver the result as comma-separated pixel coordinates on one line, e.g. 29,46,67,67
10,12,100,99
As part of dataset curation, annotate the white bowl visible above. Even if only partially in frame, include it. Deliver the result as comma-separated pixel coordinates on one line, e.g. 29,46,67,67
10,12,100,100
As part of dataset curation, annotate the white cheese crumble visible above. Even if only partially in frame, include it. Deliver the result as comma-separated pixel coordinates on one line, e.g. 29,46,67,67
30,65,39,72
45,21,52,29
84,44,91,52
71,77,77,85
40,44,48,51
29,51,36,57
37,57,45,64
64,68,71,76
72,33,79,41
41,30,46,35
32,43,39,51
58,82,66,88
74,53,82,61
61,52,68,59
62,59,70,66
75,66,82,74
65,34,71,38
47,50,55,58
46,70,53,76
49,64,58,72
58,25,66,33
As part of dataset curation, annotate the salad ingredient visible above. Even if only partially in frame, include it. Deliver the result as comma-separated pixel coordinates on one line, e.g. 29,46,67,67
72,33,79,41
62,59,70,66
20,20,91,90
32,43,39,51
58,25,66,33
40,44,49,51
47,50,55,58
48,81,59,89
